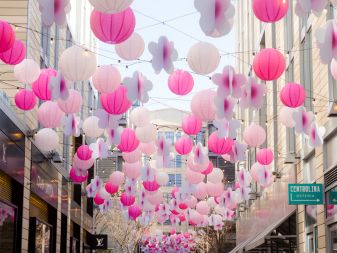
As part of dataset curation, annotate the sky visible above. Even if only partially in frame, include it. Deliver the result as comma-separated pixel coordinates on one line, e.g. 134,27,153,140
98,0,236,112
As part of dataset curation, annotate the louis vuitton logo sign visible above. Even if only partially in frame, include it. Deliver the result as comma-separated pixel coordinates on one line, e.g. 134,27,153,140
91,234,108,249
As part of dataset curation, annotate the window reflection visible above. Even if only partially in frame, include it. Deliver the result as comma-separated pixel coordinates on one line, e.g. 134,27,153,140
35,219,51,253
305,205,317,227
0,201,16,252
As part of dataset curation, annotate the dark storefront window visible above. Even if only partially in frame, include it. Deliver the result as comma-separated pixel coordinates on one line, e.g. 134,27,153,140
0,200,16,253
29,217,53,253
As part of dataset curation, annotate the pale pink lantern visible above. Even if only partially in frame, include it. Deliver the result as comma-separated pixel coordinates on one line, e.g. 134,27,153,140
0,20,15,53
128,205,142,220
143,180,160,192
186,169,204,184
168,70,194,96
182,114,202,135
186,196,198,208
280,83,306,108
243,123,266,147
73,155,94,170
76,145,93,161
191,89,216,122
252,0,289,23
92,65,121,93
90,8,135,44
38,101,65,128
196,201,210,215
105,181,119,194
120,192,135,206
123,162,141,179
15,89,37,111
206,182,224,197
253,48,285,81
0,40,26,65
256,148,274,165
194,182,207,200
122,147,141,163
32,68,56,100
208,132,234,155
57,89,82,114
201,161,214,175
118,128,140,152
100,86,132,115
175,136,193,155
109,171,125,186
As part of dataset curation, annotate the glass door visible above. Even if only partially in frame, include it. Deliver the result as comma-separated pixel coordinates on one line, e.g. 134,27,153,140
307,233,317,253
330,224,337,253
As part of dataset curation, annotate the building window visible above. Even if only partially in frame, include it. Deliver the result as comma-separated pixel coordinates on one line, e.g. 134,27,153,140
54,26,59,68
66,26,72,48
40,25,50,68
167,174,182,187
196,130,204,145
286,59,296,154
284,0,293,51
303,156,315,183
176,155,182,168
165,131,174,145
176,131,181,141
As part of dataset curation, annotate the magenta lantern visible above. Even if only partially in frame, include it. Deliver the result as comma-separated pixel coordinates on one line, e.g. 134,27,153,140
15,89,37,111
118,128,140,152
208,132,234,155
32,68,56,100
175,136,193,155
253,48,285,81
168,70,194,95
94,193,105,205
191,89,216,122
143,180,160,192
0,20,15,53
0,40,25,65
182,114,202,135
76,145,93,161
57,89,82,114
38,101,65,128
280,83,306,108
100,86,132,115
105,181,119,194
252,0,288,23
90,8,135,44
128,205,142,220
256,148,274,165
201,161,214,175
69,167,88,183
120,192,135,206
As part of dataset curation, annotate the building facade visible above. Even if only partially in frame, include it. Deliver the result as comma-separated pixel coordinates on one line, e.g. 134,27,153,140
233,1,337,252
0,1,97,252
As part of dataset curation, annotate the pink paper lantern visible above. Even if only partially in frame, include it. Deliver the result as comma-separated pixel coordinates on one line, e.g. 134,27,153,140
186,169,204,184
94,193,105,205
122,147,141,163
109,171,125,186
32,68,56,100
0,20,15,53
73,155,94,170
69,167,88,183
118,128,140,152
256,148,274,165
92,65,121,93
280,83,306,108
0,40,25,65
208,132,234,155
175,136,193,155
243,124,266,147
128,205,142,220
143,180,160,192
191,89,216,122
201,161,214,175
105,181,119,194
76,145,93,161
38,101,65,128
90,8,135,44
168,70,194,95
100,86,132,115
122,162,141,179
139,142,157,156
182,114,202,135
196,201,210,215
120,192,135,206
57,89,82,114
253,48,285,81
194,182,207,200
252,0,288,23
206,182,224,197
179,203,188,210
15,89,37,111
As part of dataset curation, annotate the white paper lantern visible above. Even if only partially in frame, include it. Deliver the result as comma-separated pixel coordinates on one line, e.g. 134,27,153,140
136,124,157,143
156,172,169,186
279,106,297,128
89,0,134,13
130,107,150,127
59,46,97,82
207,197,217,208
14,59,40,84
187,42,220,74
35,128,59,152
207,168,224,184
38,101,65,128
92,65,121,93
82,116,104,138
115,33,145,61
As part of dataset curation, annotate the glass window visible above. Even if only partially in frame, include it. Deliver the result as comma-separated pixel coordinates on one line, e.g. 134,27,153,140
54,26,59,68
196,131,204,145
300,30,313,110
176,155,182,168
284,0,293,51
327,187,337,219
167,174,175,187
165,132,174,145
0,201,16,252
305,205,317,227
329,224,337,253
176,174,182,187
326,135,337,170
176,131,182,141
303,157,315,183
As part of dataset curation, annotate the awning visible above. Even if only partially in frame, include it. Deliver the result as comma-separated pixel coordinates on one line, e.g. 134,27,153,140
228,238,253,253
244,210,296,251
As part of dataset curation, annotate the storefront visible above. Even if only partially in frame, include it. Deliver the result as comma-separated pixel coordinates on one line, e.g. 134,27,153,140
61,177,69,253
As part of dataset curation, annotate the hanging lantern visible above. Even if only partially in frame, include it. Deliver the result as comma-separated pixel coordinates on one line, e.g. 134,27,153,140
252,0,289,23
253,48,285,81
57,89,82,114
280,82,306,108
120,192,135,206
168,70,194,96
38,101,65,128
186,169,204,184
208,132,234,155
243,123,266,147
90,8,135,44
32,68,56,100
109,171,125,186
94,193,105,205
115,32,144,61
76,145,93,161
0,20,15,53
69,167,88,183
59,45,97,82
130,107,150,127
143,180,160,192
206,182,224,197
193,182,207,200
35,128,59,152
92,65,121,94
201,161,214,175
14,59,40,84
15,89,37,111
82,116,104,138
123,162,141,179
89,0,134,13
256,148,274,165
100,86,132,115
0,40,25,65
122,148,141,163
118,128,140,152
207,168,224,184
175,136,193,155
105,181,119,194
73,155,94,170
196,201,210,215
135,124,157,143
187,42,220,74
156,172,169,186
182,114,202,135
139,142,156,156
279,106,297,128
128,204,142,220
191,89,216,122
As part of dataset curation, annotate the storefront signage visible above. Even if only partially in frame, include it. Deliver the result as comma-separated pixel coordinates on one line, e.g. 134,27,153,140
329,189,337,205
91,234,108,250
288,184,323,205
